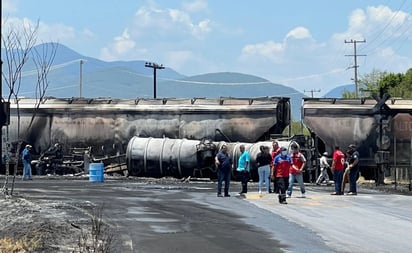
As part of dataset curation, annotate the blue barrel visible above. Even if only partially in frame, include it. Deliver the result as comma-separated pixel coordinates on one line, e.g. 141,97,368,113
89,163,104,182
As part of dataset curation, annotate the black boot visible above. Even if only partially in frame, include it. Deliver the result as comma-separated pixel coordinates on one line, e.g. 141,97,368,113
280,194,287,204
241,183,247,194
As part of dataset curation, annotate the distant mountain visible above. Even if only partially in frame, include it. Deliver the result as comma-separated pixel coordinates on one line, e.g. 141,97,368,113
323,84,354,98
2,43,305,119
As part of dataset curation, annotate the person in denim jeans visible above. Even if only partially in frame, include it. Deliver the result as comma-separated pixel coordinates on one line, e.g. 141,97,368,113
256,146,272,194
270,140,281,193
331,146,345,195
287,143,306,198
215,144,233,197
22,144,33,180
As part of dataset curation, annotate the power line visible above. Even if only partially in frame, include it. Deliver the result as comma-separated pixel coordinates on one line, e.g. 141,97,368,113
304,89,321,98
362,0,407,52
345,39,366,98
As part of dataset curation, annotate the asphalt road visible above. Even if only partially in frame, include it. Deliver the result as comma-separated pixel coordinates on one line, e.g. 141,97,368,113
10,177,412,253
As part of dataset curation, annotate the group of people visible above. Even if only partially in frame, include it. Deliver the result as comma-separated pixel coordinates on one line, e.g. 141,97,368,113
215,140,360,204
270,141,307,204
330,144,360,195
215,140,308,204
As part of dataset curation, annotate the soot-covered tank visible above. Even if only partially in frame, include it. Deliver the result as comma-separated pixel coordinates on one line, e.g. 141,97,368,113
126,136,294,179
4,97,290,156
302,97,412,179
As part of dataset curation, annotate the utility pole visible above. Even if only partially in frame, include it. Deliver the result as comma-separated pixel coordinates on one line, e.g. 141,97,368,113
145,62,165,99
79,59,84,98
345,39,366,98
304,89,321,98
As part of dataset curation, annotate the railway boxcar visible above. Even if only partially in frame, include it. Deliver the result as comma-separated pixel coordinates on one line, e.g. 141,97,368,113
2,96,290,158
302,97,412,180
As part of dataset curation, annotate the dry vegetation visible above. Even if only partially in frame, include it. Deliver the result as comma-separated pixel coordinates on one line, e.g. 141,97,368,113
0,197,115,253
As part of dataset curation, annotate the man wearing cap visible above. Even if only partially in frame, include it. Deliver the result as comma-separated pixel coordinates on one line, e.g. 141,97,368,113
22,144,33,180
316,152,330,185
345,144,360,195
272,146,292,204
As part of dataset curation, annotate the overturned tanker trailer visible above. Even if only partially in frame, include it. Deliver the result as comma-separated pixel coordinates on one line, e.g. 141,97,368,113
302,97,412,181
126,136,295,179
4,97,290,158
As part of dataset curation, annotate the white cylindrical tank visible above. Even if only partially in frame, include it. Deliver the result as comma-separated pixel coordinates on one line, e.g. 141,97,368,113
126,136,293,179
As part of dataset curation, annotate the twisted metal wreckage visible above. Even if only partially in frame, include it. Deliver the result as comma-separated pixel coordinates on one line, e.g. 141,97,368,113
1,96,411,184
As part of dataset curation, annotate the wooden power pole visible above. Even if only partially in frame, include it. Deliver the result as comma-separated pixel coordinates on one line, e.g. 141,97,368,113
345,39,366,98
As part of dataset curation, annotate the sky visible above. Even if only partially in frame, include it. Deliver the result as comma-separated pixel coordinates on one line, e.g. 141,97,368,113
2,0,412,95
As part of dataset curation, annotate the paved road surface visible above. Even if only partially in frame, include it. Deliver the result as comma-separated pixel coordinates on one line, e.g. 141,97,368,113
10,178,412,253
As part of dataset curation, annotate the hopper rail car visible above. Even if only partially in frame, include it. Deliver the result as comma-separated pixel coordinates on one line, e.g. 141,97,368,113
1,96,411,183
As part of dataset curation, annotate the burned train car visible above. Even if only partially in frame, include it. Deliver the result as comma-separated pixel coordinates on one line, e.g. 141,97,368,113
126,136,294,179
4,97,290,157
302,97,412,179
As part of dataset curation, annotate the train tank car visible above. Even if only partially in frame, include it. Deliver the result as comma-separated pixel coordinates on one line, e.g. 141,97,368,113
126,136,293,178
4,97,290,156
302,97,412,180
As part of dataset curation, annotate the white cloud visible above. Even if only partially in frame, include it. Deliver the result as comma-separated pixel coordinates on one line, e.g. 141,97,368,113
1,17,76,45
101,2,213,61
113,29,136,54
368,5,408,26
336,5,412,43
100,29,139,61
286,27,312,40
191,19,211,39
2,0,19,13
37,22,76,42
132,4,212,38
239,26,313,63
348,8,367,33
182,0,208,13
240,41,284,63
330,4,412,76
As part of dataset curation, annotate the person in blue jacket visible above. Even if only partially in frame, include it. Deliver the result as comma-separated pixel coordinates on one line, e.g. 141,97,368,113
22,144,33,180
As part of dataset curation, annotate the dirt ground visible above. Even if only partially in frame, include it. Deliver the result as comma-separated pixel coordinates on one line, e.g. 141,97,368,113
0,175,411,253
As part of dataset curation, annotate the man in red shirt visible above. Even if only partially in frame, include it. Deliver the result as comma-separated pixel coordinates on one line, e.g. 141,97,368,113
287,143,306,198
271,147,292,204
331,146,345,195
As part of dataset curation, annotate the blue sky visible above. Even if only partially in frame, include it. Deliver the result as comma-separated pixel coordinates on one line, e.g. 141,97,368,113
2,0,412,95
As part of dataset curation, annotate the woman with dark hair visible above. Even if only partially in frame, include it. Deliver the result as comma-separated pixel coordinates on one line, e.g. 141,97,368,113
256,146,272,194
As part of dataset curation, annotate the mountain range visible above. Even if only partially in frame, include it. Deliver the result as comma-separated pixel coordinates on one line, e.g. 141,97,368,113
2,43,351,120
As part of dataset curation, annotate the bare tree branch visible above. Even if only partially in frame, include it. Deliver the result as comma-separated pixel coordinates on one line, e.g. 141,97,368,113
2,19,57,196
27,42,58,129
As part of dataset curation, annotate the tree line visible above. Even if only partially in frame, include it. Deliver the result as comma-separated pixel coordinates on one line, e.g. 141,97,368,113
342,68,412,98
